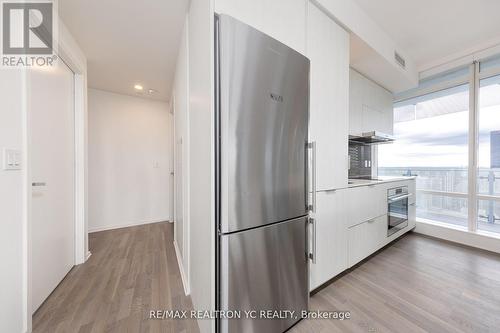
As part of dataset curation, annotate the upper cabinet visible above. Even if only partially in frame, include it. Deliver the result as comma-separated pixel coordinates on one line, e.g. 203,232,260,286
349,69,394,136
214,0,307,53
307,3,349,191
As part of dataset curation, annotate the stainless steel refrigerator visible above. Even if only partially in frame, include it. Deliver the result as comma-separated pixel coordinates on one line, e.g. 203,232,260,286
215,14,310,333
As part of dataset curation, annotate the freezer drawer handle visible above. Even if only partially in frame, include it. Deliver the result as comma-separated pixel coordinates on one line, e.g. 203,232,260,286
309,218,316,264
308,141,317,212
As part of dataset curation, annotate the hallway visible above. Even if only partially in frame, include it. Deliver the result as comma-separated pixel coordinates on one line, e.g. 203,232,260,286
33,222,199,333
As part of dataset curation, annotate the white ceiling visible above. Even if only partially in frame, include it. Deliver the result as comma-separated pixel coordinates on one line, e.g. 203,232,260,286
353,0,500,71
59,0,190,102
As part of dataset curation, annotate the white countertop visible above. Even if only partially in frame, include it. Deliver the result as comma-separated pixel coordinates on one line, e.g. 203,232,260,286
347,176,416,188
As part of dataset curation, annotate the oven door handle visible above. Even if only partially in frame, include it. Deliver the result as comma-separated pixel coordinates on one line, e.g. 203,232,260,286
388,193,412,203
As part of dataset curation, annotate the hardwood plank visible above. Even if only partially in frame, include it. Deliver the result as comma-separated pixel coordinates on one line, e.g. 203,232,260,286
33,222,199,333
292,232,500,333
34,224,500,333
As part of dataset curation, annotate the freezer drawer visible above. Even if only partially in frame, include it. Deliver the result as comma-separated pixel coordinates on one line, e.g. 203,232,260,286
219,217,308,333
218,14,310,233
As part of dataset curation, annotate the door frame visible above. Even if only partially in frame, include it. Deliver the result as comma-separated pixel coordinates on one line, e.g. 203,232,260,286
172,94,177,226
23,22,88,332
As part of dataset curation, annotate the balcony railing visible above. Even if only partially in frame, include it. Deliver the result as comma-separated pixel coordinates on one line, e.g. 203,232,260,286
379,167,500,233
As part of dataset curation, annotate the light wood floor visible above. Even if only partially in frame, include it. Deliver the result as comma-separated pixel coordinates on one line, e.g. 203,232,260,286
34,224,500,333
292,232,500,333
33,222,199,333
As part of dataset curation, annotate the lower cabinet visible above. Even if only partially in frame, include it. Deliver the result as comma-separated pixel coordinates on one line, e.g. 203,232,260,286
409,202,416,228
309,180,417,289
309,190,348,291
348,215,387,268
346,185,387,227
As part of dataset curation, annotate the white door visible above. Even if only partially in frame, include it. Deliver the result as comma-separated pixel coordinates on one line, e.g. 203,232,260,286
30,59,75,312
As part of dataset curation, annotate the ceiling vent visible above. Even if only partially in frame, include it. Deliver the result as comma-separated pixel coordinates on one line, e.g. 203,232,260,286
394,51,406,69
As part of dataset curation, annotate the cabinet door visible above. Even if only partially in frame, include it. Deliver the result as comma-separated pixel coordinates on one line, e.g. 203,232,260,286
349,69,394,135
361,84,393,135
349,69,363,135
346,185,387,227
408,180,416,205
310,190,348,290
307,3,349,191
348,215,387,267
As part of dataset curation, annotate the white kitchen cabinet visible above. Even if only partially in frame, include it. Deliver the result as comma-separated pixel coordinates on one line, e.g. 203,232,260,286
346,185,387,227
214,0,307,53
348,214,387,267
307,3,350,191
349,69,394,136
310,190,348,290
408,202,416,229
408,180,416,205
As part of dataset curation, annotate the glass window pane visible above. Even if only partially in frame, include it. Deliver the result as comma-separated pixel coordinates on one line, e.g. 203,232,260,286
477,74,500,233
379,84,469,227
478,199,500,233
417,193,468,228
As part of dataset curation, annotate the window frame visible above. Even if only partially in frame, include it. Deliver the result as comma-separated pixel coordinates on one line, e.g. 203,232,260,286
388,59,500,235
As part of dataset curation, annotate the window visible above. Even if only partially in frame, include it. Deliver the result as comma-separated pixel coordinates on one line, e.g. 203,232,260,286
380,59,500,236
477,74,500,233
379,85,469,228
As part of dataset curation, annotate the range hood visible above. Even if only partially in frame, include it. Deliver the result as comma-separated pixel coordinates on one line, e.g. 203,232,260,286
349,131,395,145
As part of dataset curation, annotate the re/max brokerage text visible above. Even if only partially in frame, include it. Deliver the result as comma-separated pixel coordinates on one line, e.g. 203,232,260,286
149,310,351,320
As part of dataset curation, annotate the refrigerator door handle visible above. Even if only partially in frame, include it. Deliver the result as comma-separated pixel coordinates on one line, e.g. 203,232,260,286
308,141,317,212
309,218,316,263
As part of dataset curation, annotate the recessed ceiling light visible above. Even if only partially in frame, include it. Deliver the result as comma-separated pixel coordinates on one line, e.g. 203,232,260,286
134,84,143,91
148,89,156,94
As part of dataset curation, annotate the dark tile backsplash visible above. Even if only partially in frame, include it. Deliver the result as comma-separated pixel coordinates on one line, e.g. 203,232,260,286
348,143,372,179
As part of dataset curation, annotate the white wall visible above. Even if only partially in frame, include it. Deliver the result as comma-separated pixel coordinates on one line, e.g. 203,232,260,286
172,15,191,295
0,71,26,333
188,0,215,331
315,0,418,92
88,89,173,232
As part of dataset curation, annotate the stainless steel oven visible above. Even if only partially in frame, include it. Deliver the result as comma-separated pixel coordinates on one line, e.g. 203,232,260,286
387,186,411,236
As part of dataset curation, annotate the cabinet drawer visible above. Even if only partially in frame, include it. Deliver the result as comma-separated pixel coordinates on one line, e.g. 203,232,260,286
348,215,387,267
346,185,387,227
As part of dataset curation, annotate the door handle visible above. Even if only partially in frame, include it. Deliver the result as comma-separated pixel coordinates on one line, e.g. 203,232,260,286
308,141,317,212
309,218,316,264
32,182,46,187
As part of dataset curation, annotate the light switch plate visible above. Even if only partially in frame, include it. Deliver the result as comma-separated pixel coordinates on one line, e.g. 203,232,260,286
3,148,21,170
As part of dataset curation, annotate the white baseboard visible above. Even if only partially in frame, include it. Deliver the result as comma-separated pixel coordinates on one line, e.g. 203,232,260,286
88,219,170,233
415,220,500,254
173,239,190,295
85,251,92,262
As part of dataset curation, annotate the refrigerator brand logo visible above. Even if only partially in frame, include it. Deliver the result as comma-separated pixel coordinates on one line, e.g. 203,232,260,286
1,1,57,67
270,93,284,103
